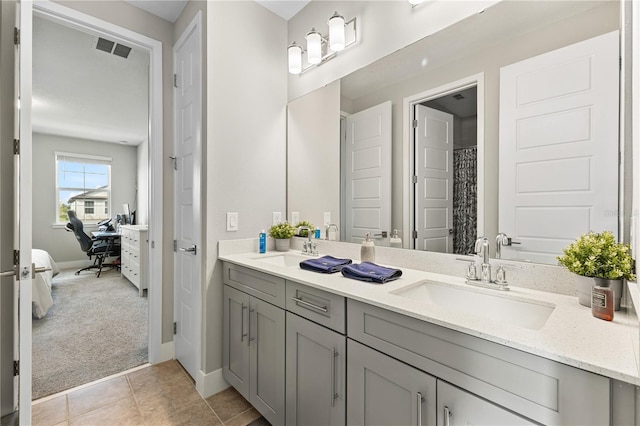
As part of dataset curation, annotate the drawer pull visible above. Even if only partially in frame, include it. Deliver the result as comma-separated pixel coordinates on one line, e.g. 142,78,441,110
248,308,256,344
241,304,248,342
417,392,424,426
291,296,328,313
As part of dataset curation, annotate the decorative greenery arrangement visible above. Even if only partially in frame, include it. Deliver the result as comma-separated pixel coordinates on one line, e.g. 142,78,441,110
294,221,315,237
269,222,296,239
557,231,635,280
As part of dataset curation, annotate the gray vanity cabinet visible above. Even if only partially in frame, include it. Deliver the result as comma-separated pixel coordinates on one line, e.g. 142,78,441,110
285,312,346,426
347,339,437,426
222,282,285,426
437,381,534,426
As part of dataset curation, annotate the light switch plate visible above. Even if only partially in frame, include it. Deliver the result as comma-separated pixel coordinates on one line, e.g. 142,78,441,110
323,211,331,226
226,212,238,231
291,211,300,225
272,212,282,225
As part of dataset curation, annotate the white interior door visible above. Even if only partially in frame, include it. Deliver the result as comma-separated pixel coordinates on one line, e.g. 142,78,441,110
344,101,392,244
414,105,454,252
173,15,201,381
499,31,619,264
15,0,33,423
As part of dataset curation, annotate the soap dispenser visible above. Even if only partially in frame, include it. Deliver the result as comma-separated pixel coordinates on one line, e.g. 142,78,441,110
390,229,402,248
361,232,376,263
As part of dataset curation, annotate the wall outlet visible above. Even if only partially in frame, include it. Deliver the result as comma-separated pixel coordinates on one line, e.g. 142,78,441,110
324,211,331,226
226,212,238,231
272,212,282,225
291,211,300,225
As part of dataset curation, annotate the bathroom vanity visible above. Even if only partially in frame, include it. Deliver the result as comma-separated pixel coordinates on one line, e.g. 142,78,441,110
219,239,639,426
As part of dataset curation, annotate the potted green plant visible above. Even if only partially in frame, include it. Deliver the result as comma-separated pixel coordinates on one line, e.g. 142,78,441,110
269,222,296,252
294,221,315,238
557,231,635,310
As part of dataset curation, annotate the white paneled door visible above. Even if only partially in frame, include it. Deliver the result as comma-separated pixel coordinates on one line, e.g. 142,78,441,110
173,14,202,381
499,31,619,264
344,101,392,244
13,0,34,423
414,105,454,252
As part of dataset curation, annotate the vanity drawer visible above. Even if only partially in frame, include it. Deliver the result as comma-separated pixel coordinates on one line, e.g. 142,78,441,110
286,281,346,334
223,262,285,308
347,299,610,426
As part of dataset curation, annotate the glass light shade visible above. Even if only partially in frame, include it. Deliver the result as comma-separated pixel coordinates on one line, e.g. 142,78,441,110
288,43,302,75
328,12,345,51
306,30,322,65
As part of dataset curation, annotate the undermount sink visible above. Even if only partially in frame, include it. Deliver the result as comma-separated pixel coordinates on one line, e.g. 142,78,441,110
391,280,555,330
252,253,306,268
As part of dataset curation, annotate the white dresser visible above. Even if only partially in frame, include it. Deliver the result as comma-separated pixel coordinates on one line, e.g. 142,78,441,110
120,225,148,296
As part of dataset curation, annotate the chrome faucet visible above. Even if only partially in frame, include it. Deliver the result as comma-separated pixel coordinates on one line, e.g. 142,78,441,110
463,236,509,291
325,224,339,241
474,236,491,283
297,226,318,256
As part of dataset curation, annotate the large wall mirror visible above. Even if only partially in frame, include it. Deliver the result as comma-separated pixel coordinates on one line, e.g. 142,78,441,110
287,0,625,265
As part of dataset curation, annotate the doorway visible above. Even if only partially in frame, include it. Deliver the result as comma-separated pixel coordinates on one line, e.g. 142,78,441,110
404,74,485,254
29,11,150,400
6,1,165,418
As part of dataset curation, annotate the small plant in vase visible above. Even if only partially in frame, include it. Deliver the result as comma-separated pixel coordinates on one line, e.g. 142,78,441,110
557,231,635,310
269,222,296,252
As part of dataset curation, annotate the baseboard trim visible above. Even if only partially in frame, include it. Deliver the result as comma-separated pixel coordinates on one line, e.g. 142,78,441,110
196,368,229,398
55,260,90,269
152,341,174,364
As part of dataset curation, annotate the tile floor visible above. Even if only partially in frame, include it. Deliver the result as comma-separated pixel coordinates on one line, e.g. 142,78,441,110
2,360,270,426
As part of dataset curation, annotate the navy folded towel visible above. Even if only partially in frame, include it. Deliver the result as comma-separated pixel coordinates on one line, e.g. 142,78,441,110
341,262,403,284
299,255,353,274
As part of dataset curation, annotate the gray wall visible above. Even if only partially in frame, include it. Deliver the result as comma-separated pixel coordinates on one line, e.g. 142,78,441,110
205,1,287,373
349,1,619,251
32,133,137,263
0,0,15,416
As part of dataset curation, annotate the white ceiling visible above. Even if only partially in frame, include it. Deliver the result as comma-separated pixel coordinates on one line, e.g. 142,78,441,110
32,15,150,145
122,0,309,23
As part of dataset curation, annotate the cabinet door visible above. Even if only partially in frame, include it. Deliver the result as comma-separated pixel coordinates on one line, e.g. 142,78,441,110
437,381,534,426
347,339,436,426
250,297,286,425
222,285,250,400
286,312,346,426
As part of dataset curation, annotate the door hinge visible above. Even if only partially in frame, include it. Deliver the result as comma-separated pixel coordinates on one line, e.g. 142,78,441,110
173,74,178,88
13,360,19,376
173,322,177,335
13,139,19,155
412,230,418,239
13,250,19,266
14,27,19,45
412,175,418,184
173,240,177,252
413,119,418,128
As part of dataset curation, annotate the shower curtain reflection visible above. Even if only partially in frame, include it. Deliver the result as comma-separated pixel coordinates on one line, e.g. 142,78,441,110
453,146,477,254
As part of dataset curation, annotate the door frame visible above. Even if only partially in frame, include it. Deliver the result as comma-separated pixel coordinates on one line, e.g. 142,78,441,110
402,73,485,249
172,11,203,388
32,1,164,363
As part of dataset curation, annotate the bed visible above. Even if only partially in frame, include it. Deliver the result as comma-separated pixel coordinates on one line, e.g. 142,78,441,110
32,249,59,319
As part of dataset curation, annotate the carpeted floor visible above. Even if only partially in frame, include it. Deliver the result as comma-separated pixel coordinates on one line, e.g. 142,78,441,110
32,267,148,400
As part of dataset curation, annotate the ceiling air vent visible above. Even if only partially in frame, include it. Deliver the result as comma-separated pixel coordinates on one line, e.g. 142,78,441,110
452,93,465,100
113,43,132,59
96,37,115,54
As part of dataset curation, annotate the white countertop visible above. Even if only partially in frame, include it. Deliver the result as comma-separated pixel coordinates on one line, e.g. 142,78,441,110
219,249,640,385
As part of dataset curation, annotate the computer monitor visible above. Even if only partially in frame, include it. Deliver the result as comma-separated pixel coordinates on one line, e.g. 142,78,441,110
122,203,131,224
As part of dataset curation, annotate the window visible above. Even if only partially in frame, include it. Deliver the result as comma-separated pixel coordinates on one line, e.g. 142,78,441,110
56,153,112,224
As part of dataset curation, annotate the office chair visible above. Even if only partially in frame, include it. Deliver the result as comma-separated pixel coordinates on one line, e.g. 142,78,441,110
66,210,121,277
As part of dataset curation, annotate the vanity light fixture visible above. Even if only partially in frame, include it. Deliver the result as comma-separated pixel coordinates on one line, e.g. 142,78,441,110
408,0,426,6
287,11,357,75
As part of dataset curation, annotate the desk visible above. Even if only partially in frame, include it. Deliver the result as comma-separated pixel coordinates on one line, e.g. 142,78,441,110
91,231,121,239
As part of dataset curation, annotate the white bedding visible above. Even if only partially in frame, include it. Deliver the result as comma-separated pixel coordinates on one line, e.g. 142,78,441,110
32,249,59,319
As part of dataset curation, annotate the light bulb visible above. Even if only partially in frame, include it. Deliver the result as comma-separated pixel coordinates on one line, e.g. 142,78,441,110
328,12,345,52
305,29,322,65
288,42,302,75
